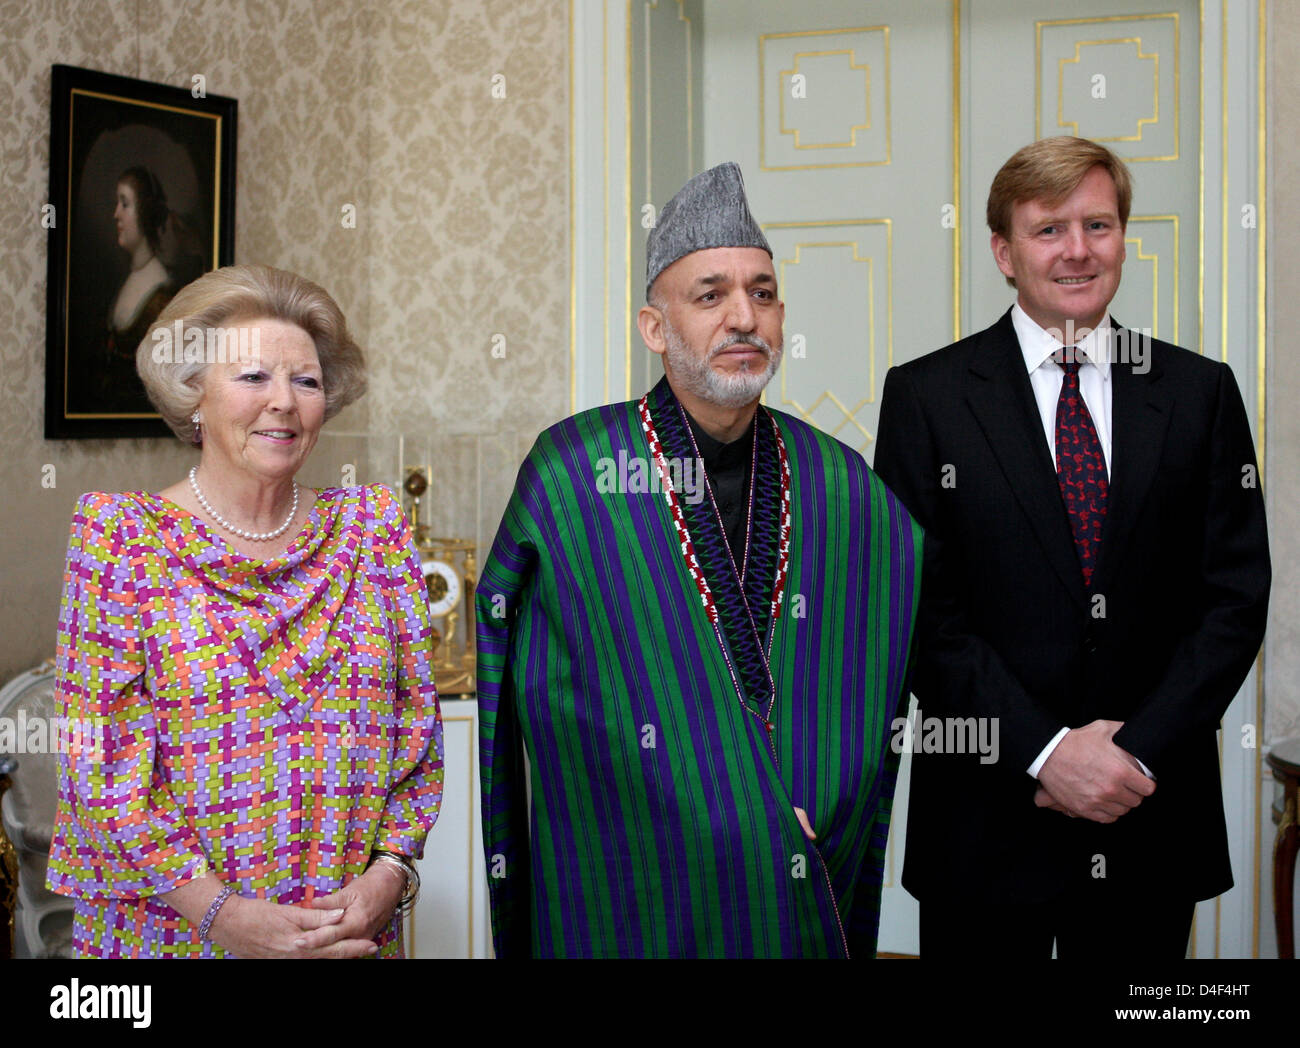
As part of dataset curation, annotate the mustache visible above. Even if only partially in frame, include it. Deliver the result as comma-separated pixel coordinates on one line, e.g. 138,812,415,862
708,332,778,359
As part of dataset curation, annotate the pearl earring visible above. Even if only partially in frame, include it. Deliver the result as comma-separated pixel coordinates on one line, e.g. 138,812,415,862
191,410,202,446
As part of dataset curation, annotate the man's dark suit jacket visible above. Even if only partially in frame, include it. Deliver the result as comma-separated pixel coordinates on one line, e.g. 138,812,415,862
873,309,1270,904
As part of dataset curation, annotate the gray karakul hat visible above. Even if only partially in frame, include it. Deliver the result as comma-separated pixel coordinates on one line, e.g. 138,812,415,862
645,161,772,298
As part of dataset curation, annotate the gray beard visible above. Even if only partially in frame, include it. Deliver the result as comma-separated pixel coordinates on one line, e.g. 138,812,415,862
662,322,783,409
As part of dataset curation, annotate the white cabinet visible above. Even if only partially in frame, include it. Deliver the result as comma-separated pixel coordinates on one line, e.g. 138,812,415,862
404,697,492,958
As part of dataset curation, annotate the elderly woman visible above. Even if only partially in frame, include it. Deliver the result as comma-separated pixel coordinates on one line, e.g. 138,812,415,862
47,264,443,958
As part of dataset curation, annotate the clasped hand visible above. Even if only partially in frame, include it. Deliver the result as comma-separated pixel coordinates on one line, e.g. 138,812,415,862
1034,719,1155,824
210,865,405,959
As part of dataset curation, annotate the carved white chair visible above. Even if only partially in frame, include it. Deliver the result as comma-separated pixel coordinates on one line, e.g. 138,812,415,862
0,661,73,958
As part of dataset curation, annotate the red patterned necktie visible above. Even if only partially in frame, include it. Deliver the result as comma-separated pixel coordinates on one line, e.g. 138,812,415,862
1053,348,1108,587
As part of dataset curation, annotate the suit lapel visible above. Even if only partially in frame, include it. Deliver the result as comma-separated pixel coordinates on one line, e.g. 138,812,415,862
1092,325,1171,594
964,311,1088,610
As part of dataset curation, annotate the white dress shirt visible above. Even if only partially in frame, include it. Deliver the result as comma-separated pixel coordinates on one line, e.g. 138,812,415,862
1009,306,1154,781
1011,303,1113,477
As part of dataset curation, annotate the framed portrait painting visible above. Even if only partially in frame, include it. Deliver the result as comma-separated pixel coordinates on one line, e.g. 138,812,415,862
45,64,237,439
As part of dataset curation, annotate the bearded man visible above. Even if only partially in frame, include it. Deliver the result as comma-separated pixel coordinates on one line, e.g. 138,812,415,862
476,163,922,958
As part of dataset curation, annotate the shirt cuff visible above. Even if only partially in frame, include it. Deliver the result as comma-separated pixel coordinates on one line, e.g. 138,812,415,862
1028,727,1070,778
1026,728,1155,780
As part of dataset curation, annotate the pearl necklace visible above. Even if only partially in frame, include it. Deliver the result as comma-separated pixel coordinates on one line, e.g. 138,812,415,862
189,466,300,541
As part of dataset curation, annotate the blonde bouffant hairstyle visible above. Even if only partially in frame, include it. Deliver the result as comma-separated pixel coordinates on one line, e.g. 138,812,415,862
987,137,1133,288
135,264,368,444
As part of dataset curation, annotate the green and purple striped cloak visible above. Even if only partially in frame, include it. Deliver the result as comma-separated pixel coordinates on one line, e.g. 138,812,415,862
476,377,922,957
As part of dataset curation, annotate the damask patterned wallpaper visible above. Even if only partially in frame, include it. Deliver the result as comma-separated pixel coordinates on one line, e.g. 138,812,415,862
5,0,1293,747
0,0,569,682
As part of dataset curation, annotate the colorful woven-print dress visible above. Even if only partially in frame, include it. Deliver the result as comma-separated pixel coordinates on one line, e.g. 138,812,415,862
46,483,444,957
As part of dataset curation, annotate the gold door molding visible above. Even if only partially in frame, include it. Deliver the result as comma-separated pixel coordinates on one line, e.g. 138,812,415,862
1035,12,1180,161
763,218,893,452
759,26,891,170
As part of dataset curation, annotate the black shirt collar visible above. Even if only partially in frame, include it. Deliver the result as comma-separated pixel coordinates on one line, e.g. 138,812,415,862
683,408,756,473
